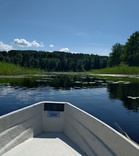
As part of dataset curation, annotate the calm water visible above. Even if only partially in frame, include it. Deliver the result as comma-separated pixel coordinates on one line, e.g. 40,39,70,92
0,74,139,143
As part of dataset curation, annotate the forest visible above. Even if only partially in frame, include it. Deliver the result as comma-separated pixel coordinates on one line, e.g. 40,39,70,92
108,31,139,67
0,31,139,72
0,50,108,72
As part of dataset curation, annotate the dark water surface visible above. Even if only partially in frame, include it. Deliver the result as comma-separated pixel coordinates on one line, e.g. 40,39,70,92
0,74,139,143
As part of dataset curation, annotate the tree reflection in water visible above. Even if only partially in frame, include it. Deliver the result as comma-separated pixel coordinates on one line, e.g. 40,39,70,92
0,74,139,112
107,83,139,112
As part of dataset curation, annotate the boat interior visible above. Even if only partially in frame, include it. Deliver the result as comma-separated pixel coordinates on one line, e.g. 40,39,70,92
0,101,139,156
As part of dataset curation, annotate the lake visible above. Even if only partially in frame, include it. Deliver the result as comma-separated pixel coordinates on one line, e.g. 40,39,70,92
0,73,139,144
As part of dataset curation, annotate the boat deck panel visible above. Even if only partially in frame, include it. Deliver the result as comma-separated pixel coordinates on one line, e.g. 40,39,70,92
3,133,86,156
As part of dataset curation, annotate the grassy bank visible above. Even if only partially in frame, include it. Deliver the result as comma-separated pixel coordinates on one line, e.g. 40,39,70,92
0,62,43,75
90,66,139,75
89,66,139,83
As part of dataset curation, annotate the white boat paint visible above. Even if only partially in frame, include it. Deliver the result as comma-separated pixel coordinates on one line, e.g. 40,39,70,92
0,101,139,156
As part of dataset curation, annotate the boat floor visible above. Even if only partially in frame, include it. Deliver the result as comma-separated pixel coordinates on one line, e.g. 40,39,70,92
3,133,86,156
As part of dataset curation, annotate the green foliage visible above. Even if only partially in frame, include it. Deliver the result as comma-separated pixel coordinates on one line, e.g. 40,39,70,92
124,31,139,66
0,62,42,75
0,50,108,72
108,43,124,66
108,31,139,67
90,65,139,75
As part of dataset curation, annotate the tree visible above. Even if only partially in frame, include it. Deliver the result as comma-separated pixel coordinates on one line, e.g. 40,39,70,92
93,55,100,69
0,50,108,71
108,43,124,67
124,31,139,66
0,53,4,61
30,58,39,68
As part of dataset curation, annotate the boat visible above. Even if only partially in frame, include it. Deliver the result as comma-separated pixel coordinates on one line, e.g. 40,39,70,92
0,101,139,156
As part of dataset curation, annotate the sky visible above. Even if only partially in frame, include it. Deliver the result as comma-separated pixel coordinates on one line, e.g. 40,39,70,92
0,0,139,56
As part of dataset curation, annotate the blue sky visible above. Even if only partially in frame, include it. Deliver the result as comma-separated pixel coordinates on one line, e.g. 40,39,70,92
0,0,139,56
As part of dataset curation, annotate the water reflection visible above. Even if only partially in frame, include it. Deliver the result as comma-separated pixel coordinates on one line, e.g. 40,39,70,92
0,77,38,88
107,83,139,112
0,74,107,89
0,74,139,112
0,74,139,113
0,74,139,143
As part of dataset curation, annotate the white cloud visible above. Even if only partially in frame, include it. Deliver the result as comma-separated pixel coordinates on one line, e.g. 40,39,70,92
31,40,44,47
0,86,14,96
0,42,14,51
49,44,54,48
13,39,44,47
59,48,69,52
14,39,31,47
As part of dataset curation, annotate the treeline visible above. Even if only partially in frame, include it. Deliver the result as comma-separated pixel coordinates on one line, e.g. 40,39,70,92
108,31,139,67
0,50,108,71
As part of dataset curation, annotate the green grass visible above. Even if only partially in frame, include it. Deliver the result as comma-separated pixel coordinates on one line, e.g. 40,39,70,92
90,65,139,75
0,62,43,75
